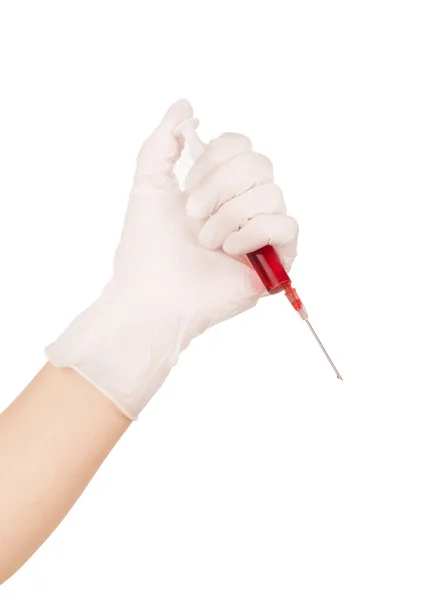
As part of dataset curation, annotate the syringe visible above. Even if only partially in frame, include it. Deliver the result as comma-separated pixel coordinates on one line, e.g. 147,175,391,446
174,118,342,380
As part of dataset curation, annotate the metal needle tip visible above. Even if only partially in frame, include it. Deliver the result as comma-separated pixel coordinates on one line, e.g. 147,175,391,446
305,320,343,381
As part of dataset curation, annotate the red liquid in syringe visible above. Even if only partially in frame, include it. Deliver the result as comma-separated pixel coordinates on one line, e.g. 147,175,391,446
246,245,308,320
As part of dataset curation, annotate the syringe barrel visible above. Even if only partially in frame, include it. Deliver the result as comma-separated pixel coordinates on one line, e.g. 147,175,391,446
247,245,308,318
246,245,291,294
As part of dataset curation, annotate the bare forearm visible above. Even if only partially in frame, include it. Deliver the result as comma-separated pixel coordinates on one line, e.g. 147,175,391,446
0,363,131,584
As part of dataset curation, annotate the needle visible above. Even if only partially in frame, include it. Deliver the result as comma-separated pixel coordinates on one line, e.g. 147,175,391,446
305,320,343,380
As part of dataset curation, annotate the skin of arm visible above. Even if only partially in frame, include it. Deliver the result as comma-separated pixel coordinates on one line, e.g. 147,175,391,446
0,362,131,584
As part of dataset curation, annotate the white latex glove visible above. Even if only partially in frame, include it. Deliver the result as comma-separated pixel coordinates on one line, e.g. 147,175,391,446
46,100,299,420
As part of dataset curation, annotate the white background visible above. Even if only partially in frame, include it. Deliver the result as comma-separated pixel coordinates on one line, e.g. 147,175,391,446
1,0,424,598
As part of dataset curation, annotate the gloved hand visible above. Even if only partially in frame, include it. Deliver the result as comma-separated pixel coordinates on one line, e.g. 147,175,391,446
46,100,299,420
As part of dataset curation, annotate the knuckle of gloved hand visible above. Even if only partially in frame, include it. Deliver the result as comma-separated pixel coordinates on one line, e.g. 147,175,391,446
212,201,245,234
266,183,286,214
235,152,274,185
284,215,300,238
254,153,274,180
211,132,252,155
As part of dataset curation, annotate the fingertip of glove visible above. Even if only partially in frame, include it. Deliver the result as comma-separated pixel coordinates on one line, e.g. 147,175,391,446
222,236,240,256
286,257,296,271
162,99,193,129
275,249,298,273
197,226,218,250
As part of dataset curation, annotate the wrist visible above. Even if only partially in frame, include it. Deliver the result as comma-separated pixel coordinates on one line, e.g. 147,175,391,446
45,291,188,420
